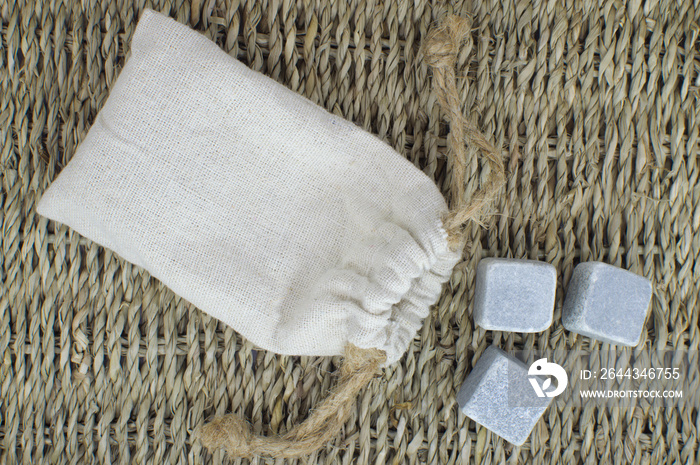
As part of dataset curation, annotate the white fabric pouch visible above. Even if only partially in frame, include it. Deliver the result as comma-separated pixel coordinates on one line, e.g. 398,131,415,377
38,9,461,365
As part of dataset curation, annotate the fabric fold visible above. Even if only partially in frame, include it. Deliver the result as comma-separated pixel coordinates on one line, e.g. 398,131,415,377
37,9,461,365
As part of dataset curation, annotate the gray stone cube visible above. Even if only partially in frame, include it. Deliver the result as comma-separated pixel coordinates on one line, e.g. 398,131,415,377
562,262,652,346
457,346,553,446
474,258,557,332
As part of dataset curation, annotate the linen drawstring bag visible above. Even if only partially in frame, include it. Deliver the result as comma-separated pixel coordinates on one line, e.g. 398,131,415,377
37,10,503,458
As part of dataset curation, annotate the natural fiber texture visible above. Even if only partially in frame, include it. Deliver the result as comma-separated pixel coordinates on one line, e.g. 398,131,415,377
34,9,464,459
197,345,385,457
2,1,699,465
196,14,499,458
35,7,461,367
422,15,505,249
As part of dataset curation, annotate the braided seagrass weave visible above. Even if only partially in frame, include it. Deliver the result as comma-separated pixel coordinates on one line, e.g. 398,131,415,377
1,0,698,464
195,14,503,458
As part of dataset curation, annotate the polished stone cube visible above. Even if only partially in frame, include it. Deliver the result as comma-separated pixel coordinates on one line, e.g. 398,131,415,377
473,258,557,332
457,346,553,446
562,262,652,346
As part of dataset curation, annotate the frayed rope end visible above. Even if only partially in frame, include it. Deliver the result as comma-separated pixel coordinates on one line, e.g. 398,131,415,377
195,414,258,457
195,345,385,459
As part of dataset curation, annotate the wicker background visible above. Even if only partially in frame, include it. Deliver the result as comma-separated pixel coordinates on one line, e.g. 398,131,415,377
2,0,699,463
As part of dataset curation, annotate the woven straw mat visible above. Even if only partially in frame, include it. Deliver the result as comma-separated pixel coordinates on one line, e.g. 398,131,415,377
2,0,699,464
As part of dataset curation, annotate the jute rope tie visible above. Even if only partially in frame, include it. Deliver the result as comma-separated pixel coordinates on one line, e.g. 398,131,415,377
196,14,504,458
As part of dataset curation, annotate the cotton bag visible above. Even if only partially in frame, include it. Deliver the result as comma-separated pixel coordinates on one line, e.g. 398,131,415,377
37,11,503,458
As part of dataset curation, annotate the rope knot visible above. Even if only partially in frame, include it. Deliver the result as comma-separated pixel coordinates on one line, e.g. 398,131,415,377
197,414,258,457
196,13,504,459
196,346,385,458
421,16,472,69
